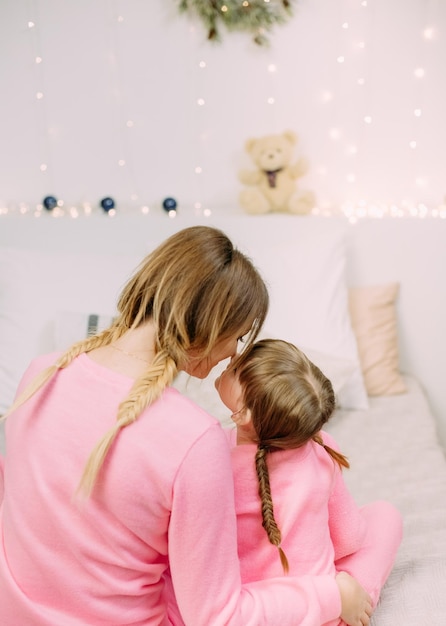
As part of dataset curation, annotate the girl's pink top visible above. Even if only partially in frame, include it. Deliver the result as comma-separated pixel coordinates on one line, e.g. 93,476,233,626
0,353,341,625
227,428,366,584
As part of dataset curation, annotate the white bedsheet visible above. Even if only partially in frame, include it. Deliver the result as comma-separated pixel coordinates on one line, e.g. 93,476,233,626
326,376,446,625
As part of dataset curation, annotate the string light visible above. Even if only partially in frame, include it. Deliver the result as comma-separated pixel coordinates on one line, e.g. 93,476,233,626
5,1,443,222
329,128,342,140
423,27,435,40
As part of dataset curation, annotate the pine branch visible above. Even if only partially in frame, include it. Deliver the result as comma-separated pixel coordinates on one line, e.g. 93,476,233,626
177,0,297,46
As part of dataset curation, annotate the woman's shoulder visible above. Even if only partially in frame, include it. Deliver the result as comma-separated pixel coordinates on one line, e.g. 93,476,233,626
140,385,222,442
18,351,62,387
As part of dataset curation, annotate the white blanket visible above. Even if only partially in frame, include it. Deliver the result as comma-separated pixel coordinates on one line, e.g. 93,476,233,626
326,377,446,625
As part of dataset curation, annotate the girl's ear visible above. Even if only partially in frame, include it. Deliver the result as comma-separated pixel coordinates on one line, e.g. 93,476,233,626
232,407,252,427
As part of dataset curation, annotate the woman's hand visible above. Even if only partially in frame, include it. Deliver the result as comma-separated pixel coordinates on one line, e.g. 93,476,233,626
336,571,373,626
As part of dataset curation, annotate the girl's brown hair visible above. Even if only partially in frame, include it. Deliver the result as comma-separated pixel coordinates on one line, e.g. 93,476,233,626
3,226,269,495
233,339,349,573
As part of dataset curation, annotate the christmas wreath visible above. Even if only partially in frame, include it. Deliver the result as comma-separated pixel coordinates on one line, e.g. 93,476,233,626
178,0,296,46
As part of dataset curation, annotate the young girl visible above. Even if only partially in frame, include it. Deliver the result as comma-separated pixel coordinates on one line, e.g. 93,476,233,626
0,227,371,626
216,338,403,625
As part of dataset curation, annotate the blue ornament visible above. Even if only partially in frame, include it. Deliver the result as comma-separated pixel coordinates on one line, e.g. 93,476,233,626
162,197,177,212
100,197,115,212
43,195,58,211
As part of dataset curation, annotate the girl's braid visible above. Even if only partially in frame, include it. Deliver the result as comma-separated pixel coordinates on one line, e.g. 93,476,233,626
312,433,349,469
255,446,289,574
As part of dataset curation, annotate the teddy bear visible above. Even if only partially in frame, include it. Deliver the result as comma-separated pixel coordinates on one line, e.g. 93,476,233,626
238,130,316,215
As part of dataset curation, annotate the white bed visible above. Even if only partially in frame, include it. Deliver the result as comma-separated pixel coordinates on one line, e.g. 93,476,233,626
328,377,446,625
1,211,446,624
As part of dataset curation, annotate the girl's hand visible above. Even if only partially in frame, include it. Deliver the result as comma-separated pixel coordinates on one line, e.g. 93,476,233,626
336,571,373,626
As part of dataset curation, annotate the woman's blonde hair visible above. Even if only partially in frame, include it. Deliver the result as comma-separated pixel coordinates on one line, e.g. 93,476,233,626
233,338,349,573
4,226,269,495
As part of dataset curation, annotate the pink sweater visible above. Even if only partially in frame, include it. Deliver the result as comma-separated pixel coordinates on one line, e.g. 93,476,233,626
227,429,367,585
0,353,341,625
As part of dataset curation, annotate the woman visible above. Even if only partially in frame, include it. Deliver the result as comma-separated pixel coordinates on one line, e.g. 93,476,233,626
0,226,371,625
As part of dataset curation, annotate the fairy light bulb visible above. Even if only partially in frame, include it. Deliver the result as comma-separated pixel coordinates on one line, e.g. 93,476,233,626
329,128,341,140
414,67,425,78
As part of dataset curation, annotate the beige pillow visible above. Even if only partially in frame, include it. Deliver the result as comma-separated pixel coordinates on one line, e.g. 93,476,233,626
348,283,407,396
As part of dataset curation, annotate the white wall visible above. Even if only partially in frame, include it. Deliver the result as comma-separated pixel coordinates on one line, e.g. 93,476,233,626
344,218,446,449
0,0,445,214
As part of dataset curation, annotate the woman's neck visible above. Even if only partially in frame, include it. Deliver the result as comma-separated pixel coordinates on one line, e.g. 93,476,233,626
88,321,157,379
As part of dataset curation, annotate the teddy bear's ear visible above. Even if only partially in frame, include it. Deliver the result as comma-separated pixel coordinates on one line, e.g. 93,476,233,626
283,130,297,145
244,138,257,154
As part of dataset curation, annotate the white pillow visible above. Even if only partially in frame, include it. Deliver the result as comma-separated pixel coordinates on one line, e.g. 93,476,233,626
227,219,368,411
0,248,140,413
